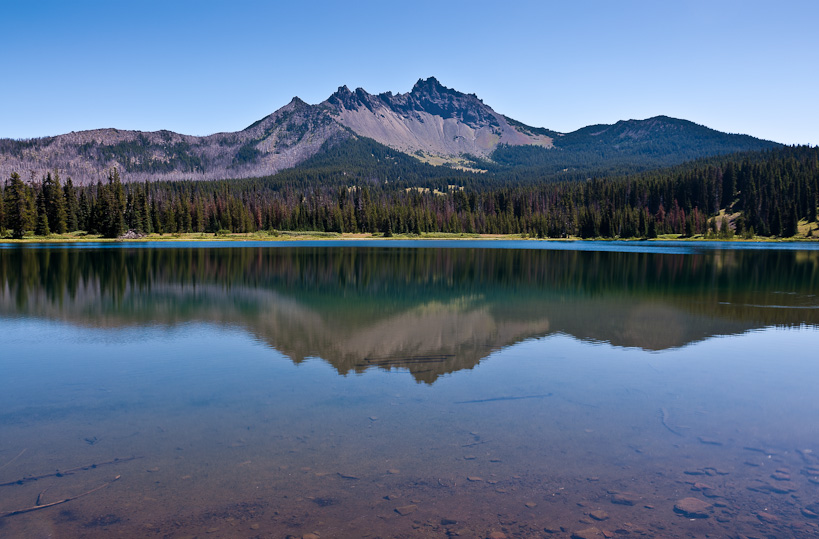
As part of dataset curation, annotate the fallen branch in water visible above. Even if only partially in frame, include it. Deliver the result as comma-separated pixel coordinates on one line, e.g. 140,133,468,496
455,393,553,404
0,456,140,487
0,475,120,518
660,407,683,437
461,440,490,448
0,449,27,473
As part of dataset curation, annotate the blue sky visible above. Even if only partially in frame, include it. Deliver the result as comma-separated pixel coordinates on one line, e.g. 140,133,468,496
2,0,817,144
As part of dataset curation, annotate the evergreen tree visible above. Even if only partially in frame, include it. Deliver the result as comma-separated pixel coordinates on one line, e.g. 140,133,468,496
783,204,798,237
35,188,51,236
64,177,79,231
98,168,126,238
43,171,68,234
110,168,126,236
77,189,90,231
5,172,31,239
719,216,733,239
770,205,782,237
151,200,163,235
721,162,736,209
0,183,5,233
647,216,657,238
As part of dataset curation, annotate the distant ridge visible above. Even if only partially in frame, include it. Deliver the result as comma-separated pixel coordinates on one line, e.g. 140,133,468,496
0,78,779,184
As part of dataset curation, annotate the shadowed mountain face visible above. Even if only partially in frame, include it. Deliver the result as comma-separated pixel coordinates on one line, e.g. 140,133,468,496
0,78,777,183
1,245,817,383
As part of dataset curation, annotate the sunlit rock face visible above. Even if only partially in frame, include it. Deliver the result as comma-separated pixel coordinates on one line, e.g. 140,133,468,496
327,77,552,160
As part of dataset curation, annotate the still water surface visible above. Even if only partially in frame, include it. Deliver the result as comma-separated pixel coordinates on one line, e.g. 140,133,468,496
1,242,818,538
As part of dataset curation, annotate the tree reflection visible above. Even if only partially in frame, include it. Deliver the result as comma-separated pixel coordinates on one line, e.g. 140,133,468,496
1,245,817,382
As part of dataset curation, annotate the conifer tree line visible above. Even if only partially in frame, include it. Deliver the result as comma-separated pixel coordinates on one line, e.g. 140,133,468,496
2,146,817,239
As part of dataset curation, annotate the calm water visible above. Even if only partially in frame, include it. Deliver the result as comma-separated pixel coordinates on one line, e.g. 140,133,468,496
0,241,818,538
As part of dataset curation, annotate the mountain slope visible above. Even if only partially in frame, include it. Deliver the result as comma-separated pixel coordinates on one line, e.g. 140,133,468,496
0,97,350,183
0,78,780,184
326,77,552,160
481,115,779,179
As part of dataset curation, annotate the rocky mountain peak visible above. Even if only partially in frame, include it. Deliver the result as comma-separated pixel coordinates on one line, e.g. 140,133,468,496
410,76,447,94
319,77,551,159
327,84,370,110
399,77,495,127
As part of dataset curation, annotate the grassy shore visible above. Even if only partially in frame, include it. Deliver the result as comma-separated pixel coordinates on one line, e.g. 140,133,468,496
1,228,818,244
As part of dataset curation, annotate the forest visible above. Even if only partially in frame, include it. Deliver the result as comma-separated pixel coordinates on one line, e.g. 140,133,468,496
1,144,817,240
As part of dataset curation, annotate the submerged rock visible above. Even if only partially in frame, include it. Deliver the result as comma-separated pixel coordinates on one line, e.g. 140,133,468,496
571,527,605,539
674,497,712,518
748,481,797,494
770,471,791,481
757,511,779,524
801,507,818,519
610,491,639,506
395,504,417,516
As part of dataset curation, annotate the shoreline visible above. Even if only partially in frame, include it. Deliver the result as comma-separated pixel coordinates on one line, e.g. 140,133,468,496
1,231,817,244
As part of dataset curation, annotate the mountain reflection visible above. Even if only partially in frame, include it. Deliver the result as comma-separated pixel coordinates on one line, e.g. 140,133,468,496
1,245,817,382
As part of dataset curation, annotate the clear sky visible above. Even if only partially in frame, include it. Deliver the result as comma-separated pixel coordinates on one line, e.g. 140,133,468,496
2,0,817,145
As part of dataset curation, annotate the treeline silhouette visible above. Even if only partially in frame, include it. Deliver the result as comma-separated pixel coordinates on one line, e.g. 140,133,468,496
1,145,817,239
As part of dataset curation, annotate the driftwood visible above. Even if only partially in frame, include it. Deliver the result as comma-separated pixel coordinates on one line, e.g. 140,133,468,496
461,440,490,448
660,407,683,437
0,449,27,473
0,475,120,518
0,456,140,487
455,393,553,404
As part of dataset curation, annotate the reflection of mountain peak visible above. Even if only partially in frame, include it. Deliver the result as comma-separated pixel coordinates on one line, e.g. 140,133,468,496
261,299,551,383
0,246,817,382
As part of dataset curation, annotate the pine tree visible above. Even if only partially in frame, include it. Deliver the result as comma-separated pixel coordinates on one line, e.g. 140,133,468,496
0,183,5,233
783,204,798,237
77,190,90,231
64,177,78,231
721,162,736,209
35,188,51,236
43,171,67,234
110,168,126,236
719,216,733,239
5,172,31,239
151,200,163,235
647,216,657,238
98,168,126,238
770,204,782,237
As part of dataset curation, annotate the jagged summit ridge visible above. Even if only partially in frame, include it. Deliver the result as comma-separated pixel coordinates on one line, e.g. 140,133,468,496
325,77,553,159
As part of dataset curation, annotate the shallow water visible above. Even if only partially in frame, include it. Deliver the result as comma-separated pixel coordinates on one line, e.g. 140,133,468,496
0,243,818,538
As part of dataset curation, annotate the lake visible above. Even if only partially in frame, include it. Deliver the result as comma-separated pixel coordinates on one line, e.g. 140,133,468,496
1,241,818,538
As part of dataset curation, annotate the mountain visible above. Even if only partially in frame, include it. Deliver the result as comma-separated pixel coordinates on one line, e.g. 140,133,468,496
326,77,553,161
0,78,779,184
0,96,349,183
